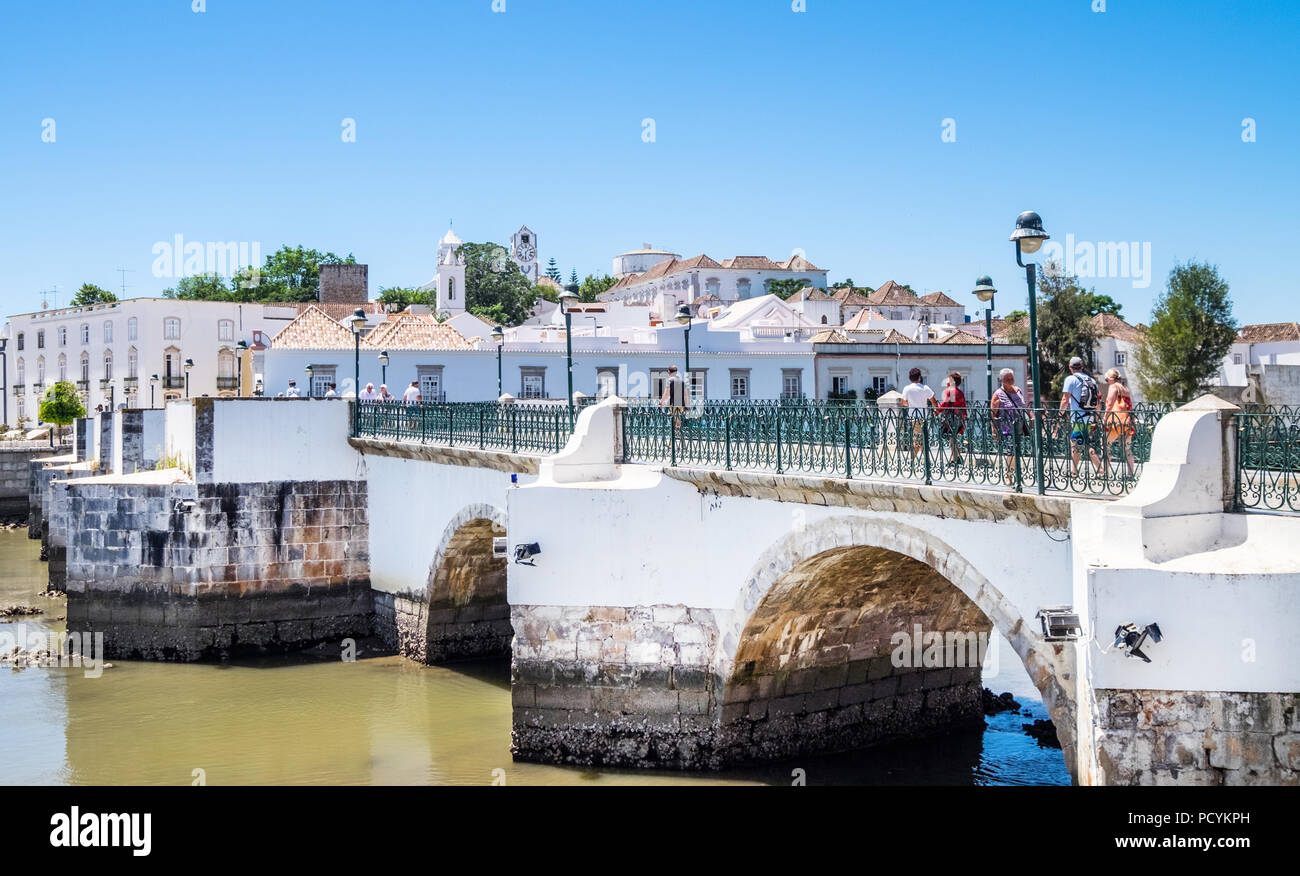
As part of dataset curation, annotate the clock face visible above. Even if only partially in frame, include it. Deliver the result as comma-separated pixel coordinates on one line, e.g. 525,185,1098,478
516,244,536,262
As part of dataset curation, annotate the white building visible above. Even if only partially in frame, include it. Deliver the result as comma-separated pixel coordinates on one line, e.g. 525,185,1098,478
612,244,681,278
1,298,315,427
599,251,829,312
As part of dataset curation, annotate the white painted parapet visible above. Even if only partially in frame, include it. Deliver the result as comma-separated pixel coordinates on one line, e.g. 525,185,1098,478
536,396,625,484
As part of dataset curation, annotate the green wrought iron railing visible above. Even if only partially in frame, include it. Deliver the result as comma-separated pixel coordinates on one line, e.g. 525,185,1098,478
1237,409,1300,512
621,400,1163,496
353,400,575,454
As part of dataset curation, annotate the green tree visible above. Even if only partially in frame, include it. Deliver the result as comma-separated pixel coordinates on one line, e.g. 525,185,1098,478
163,273,233,301
377,286,432,312
1081,292,1124,318
831,278,855,289
38,381,86,444
459,242,535,325
1135,261,1237,404
71,283,117,306
1004,309,1028,322
766,278,807,300
534,284,559,303
577,274,617,303
566,269,580,293
1034,264,1101,399
232,246,356,302
545,258,562,283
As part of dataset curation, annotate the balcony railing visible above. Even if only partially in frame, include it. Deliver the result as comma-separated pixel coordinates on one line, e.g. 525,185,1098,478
123,377,139,389
75,380,88,392
163,376,184,389
217,377,239,390
10,384,23,396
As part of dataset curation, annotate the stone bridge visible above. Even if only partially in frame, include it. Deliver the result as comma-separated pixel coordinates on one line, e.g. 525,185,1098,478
35,396,1300,786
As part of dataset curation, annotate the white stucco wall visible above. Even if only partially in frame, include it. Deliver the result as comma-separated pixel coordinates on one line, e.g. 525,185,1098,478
207,399,362,484
163,399,195,473
363,453,528,596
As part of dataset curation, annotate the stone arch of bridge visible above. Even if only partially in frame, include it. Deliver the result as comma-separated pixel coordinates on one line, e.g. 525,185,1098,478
718,515,1077,778
414,502,512,663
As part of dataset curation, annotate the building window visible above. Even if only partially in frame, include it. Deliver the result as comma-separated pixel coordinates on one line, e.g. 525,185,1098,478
871,376,889,394
58,327,67,346
164,318,180,339
705,278,720,297
58,354,67,382
16,396,24,419
218,320,234,342
781,369,803,399
520,367,546,399
36,330,45,349
890,310,902,320
15,332,23,351
36,357,45,385
1115,351,1127,366
1233,353,1243,365
103,351,113,381
729,369,750,399
15,359,24,386
80,353,89,383
596,367,619,398
417,365,445,402
128,348,138,379
80,324,89,344
736,279,752,300
448,277,456,301
310,367,336,398
103,321,113,343
831,374,849,395
127,317,138,341
821,315,828,324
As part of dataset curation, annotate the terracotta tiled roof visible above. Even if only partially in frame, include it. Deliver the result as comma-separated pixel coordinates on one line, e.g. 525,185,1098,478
939,329,986,344
810,329,853,344
780,254,825,271
790,287,834,302
918,291,961,308
879,329,914,344
536,276,562,290
271,306,358,350
1090,312,1144,342
865,280,920,307
990,315,1028,338
1239,322,1300,343
294,301,384,321
675,254,723,270
841,309,895,331
720,256,783,270
362,314,473,351
831,287,873,307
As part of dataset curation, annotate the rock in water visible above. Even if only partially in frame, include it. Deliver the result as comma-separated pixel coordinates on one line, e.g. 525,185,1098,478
1021,719,1061,749
982,688,1021,715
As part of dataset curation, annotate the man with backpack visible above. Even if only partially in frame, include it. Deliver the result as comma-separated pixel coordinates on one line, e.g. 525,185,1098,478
1059,356,1104,477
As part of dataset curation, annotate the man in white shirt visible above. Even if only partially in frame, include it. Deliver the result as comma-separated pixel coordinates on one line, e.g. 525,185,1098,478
324,383,339,398
402,381,421,404
899,367,935,459
358,383,378,401
285,380,302,398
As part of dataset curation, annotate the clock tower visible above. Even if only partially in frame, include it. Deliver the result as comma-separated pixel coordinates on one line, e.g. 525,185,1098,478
510,225,539,284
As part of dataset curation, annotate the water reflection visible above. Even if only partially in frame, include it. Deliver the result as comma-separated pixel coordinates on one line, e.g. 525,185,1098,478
1,532,1067,786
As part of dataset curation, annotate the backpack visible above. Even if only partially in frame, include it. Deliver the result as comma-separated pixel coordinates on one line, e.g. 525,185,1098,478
1075,373,1099,414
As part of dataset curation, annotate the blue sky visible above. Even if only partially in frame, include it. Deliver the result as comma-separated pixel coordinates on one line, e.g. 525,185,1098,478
1,0,1295,324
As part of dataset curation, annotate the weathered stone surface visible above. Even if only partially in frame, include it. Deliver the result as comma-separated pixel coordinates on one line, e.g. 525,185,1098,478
348,437,540,475
1094,689,1300,785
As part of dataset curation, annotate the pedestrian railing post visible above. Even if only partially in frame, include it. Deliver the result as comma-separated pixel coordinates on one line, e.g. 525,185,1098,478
775,414,784,474
922,416,932,485
1033,411,1045,495
511,406,518,452
1013,421,1024,493
844,417,852,480
725,414,733,471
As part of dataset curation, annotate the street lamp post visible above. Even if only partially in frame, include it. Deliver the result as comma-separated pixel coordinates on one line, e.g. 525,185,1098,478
0,337,8,425
1010,211,1050,494
183,358,194,399
236,340,248,397
676,304,693,403
490,326,504,399
378,350,389,391
150,374,158,408
558,290,578,425
350,308,367,397
305,364,314,398
972,276,997,402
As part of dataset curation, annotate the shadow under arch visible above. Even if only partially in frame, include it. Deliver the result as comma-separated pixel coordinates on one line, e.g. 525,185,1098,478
394,502,511,664
718,515,1077,780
